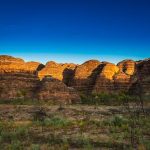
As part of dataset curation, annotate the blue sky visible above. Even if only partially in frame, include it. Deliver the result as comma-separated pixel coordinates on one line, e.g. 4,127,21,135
0,0,150,64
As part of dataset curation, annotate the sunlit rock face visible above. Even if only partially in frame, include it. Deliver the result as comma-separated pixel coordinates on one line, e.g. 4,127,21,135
0,55,44,74
25,61,45,74
93,60,136,94
0,55,149,101
70,60,101,94
0,55,80,104
93,63,119,93
38,61,77,85
0,56,42,100
117,59,136,75
0,55,25,73
37,77,81,104
113,60,136,92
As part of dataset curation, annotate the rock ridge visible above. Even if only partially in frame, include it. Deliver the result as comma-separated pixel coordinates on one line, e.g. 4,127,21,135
0,55,149,102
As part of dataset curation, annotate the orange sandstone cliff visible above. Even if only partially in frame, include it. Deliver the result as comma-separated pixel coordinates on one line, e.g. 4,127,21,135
0,55,149,102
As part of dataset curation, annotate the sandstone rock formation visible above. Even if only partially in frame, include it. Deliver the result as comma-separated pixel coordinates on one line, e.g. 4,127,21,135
25,61,45,74
93,60,136,94
37,77,80,104
114,72,133,92
130,58,150,100
0,55,25,73
93,63,119,93
0,73,39,100
0,55,44,74
70,60,101,93
0,55,80,104
38,61,77,85
0,55,149,102
117,59,136,75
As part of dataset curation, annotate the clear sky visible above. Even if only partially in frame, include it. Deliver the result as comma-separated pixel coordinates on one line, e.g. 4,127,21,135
0,0,150,64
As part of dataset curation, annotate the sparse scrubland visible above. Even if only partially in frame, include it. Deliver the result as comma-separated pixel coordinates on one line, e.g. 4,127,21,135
0,93,149,150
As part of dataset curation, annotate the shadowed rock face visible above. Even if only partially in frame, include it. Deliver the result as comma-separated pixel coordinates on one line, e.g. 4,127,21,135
130,59,150,99
37,77,81,104
0,73,39,100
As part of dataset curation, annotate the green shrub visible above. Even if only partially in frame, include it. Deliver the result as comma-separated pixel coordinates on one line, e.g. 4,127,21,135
104,115,128,127
34,116,71,128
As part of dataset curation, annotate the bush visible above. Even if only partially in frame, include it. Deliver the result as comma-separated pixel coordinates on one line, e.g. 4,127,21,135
34,116,72,128
44,117,71,127
104,115,128,127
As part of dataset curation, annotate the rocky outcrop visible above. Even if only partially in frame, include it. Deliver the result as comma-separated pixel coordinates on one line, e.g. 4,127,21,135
0,55,44,74
37,77,80,104
0,55,80,104
0,55,149,101
93,63,119,93
130,59,150,100
114,72,133,92
113,60,136,92
117,59,136,75
0,73,39,100
0,55,40,100
38,61,77,85
25,61,45,74
93,60,136,94
92,59,139,94
0,55,25,73
70,60,101,94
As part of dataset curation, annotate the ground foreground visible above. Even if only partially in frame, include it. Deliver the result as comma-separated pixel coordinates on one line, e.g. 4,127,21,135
0,104,149,150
